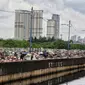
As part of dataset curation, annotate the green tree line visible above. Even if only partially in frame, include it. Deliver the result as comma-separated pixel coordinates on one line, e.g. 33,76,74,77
0,38,85,49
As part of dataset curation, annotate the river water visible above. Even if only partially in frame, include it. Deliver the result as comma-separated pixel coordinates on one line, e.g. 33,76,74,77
61,77,85,85
2,70,85,85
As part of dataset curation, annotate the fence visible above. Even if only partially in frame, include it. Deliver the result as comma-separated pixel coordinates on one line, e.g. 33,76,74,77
0,57,85,76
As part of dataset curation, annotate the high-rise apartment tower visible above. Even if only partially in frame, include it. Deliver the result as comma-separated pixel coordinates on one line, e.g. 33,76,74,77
52,14,60,39
15,10,43,40
47,14,60,39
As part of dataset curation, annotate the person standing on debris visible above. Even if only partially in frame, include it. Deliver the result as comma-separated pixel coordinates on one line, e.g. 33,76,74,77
31,52,34,60
43,50,48,58
14,52,17,57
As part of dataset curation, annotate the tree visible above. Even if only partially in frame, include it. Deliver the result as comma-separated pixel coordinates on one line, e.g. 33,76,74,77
53,39,66,49
51,37,55,41
3,39,16,48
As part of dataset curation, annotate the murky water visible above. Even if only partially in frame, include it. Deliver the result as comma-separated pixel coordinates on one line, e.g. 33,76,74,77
2,70,85,85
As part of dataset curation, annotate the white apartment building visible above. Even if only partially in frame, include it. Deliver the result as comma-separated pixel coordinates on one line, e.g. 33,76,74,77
32,10,43,39
47,20,55,38
71,35,77,42
15,10,43,40
47,14,60,39
52,14,60,39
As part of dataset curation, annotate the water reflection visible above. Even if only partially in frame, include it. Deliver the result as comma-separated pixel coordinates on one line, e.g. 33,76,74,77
3,69,85,85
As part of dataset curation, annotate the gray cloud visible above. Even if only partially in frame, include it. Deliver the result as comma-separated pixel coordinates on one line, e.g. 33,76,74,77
0,0,85,40
64,0,85,13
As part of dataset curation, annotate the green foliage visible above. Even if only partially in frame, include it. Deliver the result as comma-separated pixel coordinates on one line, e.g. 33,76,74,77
32,37,55,42
53,39,66,49
71,44,85,50
0,39,29,48
0,38,85,49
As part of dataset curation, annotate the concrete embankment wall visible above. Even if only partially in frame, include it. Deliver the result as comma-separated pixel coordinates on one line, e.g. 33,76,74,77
0,57,85,83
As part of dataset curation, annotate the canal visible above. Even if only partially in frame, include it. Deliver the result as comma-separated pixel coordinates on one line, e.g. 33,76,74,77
2,69,85,85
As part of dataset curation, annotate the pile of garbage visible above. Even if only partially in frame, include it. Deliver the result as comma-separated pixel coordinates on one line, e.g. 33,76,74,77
0,49,85,62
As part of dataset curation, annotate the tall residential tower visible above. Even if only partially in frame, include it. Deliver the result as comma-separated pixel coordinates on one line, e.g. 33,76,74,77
52,14,60,39
47,19,55,38
47,14,60,39
15,10,43,40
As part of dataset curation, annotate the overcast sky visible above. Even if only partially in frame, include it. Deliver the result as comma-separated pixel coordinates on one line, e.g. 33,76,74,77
0,0,85,40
